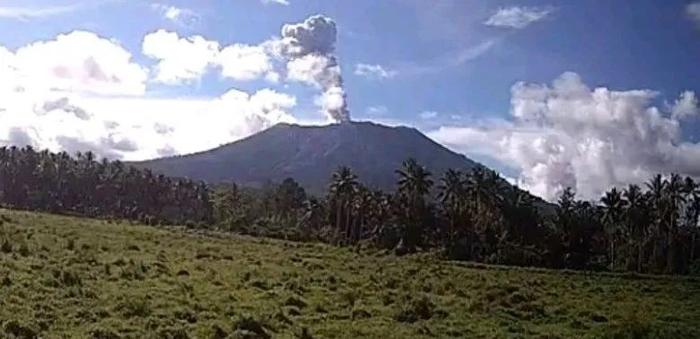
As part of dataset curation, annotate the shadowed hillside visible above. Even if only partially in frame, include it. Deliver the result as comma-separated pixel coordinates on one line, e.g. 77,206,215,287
133,121,479,193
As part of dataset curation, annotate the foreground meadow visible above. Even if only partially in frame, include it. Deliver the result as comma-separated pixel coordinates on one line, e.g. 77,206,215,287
0,209,698,338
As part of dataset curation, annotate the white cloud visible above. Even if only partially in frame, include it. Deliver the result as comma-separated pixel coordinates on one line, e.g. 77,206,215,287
688,2,700,26
429,72,700,201
261,0,290,6
354,63,397,79
218,43,276,81
9,30,147,96
151,4,199,26
671,91,699,120
420,111,438,120
0,88,297,160
485,6,552,29
0,3,79,20
0,31,297,160
142,30,276,84
142,30,219,84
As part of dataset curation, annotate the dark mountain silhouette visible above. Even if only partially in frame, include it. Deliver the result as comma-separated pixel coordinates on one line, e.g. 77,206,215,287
132,121,482,194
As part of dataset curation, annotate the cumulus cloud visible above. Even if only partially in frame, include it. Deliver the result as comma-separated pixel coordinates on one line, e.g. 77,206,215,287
0,31,298,160
142,30,219,84
9,31,147,95
429,72,700,201
485,6,552,29
0,88,297,160
218,44,276,81
142,30,276,84
671,91,699,120
354,63,397,79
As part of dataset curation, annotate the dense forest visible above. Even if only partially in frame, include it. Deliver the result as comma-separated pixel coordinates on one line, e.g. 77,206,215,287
1,146,699,275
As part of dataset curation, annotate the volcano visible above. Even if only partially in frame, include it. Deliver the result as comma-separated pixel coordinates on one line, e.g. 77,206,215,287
133,121,481,194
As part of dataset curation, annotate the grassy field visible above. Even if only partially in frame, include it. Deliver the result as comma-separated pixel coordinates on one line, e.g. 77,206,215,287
0,209,699,338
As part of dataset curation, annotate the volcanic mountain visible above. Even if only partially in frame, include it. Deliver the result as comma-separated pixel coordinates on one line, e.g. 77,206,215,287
133,121,481,194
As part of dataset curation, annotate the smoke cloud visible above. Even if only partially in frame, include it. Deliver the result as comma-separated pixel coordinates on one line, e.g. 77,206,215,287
275,15,350,122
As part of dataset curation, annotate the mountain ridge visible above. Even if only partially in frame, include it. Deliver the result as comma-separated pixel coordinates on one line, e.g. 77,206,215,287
132,121,482,194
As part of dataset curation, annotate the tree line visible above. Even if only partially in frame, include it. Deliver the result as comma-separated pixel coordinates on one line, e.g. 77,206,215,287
0,146,211,225
2,146,699,275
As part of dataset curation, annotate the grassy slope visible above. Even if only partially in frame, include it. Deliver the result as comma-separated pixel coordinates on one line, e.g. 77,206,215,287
0,209,699,339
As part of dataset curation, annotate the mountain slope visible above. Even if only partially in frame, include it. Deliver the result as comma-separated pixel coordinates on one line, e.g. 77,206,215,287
133,121,479,193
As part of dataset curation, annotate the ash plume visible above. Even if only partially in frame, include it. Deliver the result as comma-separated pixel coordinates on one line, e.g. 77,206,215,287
276,15,350,122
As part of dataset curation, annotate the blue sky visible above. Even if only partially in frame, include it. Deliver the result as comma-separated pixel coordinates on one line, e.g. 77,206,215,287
0,0,698,200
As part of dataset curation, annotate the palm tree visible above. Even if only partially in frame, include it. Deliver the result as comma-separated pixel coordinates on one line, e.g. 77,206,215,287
396,158,433,250
437,169,464,245
623,184,649,272
601,187,624,271
396,158,433,199
329,166,359,244
665,174,686,273
646,174,667,272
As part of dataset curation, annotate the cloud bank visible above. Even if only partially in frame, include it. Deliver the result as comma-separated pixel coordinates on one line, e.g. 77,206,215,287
0,15,352,160
429,72,700,201
0,30,296,160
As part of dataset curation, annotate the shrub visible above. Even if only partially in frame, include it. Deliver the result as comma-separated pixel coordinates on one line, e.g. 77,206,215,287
209,324,228,339
58,270,82,287
232,315,271,339
394,295,435,323
18,242,30,257
4,320,37,339
1,238,11,254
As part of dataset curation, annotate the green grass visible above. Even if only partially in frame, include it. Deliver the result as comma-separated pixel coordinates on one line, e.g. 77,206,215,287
0,209,699,338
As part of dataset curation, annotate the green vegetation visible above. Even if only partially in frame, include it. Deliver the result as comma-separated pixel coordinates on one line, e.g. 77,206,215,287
3,146,700,275
1,209,699,338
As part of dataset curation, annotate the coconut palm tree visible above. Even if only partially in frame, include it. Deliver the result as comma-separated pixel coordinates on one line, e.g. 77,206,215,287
664,174,686,273
395,158,433,250
437,169,464,245
601,187,624,271
329,166,359,244
623,184,649,272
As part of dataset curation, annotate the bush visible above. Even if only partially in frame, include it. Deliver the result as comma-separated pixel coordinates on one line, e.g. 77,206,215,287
394,295,435,323
232,315,271,339
4,320,37,339
1,238,11,254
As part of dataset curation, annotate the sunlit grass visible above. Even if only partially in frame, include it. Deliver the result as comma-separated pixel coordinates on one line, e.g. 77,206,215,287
0,208,698,338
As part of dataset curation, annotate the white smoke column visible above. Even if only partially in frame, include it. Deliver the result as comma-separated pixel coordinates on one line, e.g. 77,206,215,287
276,15,350,122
